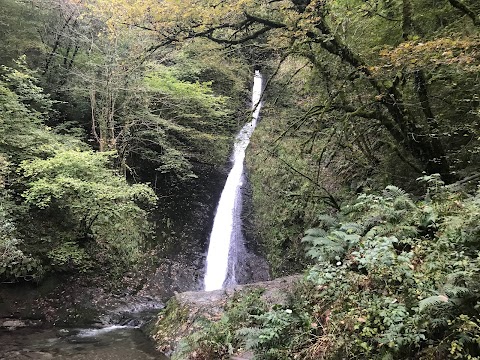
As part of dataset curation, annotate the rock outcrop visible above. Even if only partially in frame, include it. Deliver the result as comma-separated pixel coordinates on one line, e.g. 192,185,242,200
150,275,301,358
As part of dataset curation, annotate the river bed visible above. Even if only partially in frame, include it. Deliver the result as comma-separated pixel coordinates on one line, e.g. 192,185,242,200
0,325,169,360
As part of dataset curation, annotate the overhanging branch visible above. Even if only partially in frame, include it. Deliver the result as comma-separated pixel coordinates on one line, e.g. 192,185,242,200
448,0,480,26
207,25,274,44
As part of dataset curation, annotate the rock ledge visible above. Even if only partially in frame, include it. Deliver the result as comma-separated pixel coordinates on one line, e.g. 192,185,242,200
150,275,301,357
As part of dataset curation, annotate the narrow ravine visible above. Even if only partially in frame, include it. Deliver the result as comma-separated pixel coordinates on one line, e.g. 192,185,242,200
204,70,263,291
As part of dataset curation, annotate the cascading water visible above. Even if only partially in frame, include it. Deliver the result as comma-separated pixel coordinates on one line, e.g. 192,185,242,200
204,70,263,291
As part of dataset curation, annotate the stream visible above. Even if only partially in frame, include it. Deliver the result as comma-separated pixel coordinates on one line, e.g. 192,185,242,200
0,326,168,359
0,303,169,359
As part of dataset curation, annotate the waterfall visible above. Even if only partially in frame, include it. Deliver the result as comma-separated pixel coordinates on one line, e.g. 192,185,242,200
204,70,263,291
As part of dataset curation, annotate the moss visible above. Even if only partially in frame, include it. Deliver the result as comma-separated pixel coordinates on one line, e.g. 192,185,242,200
150,298,190,355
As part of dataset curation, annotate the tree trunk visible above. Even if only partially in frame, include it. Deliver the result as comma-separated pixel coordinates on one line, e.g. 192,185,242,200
304,7,455,182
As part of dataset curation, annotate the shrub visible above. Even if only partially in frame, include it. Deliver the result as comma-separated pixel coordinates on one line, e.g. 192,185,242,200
20,149,157,269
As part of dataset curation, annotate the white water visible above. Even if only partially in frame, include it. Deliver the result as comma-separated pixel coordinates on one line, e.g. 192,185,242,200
204,71,263,291
77,325,130,337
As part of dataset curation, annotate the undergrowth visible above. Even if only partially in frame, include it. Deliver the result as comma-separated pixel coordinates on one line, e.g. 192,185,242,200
179,177,480,359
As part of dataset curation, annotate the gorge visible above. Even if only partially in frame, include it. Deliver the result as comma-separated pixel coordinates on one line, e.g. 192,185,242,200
1,0,479,359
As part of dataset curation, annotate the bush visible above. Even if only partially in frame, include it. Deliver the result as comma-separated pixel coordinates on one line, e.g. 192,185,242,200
300,183,480,359
0,154,43,281
20,149,157,269
0,217,43,282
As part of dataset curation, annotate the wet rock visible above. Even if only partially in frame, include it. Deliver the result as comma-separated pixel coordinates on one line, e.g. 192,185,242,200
56,328,81,337
150,275,301,357
29,351,54,359
56,328,71,337
231,352,254,360
97,296,164,328
1,319,27,330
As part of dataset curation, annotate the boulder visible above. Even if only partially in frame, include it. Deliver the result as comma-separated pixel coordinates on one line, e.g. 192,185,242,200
150,275,301,357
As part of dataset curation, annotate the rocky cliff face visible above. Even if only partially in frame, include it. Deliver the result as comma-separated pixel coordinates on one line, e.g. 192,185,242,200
149,275,301,359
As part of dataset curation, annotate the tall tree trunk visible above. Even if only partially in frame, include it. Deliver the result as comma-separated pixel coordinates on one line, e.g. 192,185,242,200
414,70,454,182
402,0,414,39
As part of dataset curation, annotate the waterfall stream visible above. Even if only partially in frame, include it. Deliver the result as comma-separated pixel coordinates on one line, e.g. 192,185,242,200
204,71,263,291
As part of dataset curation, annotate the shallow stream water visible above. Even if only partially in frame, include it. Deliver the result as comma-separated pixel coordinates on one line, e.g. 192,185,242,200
0,326,169,360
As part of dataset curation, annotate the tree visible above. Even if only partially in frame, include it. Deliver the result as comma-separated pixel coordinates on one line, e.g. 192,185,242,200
0,154,43,282
87,0,480,183
0,57,61,161
0,58,157,277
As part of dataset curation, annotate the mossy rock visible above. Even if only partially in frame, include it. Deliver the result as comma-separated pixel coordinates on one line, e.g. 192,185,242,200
150,275,301,357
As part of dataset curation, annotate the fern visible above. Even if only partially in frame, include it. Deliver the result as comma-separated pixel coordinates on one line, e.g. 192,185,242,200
444,285,471,300
302,228,327,240
317,214,338,229
418,295,450,313
365,224,393,239
236,327,263,350
430,317,449,328
339,222,362,235
383,185,407,199
302,228,359,262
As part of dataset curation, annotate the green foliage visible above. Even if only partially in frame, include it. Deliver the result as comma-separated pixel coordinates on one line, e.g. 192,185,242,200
247,94,329,275
134,63,235,176
47,241,91,273
20,149,157,266
174,289,268,359
0,58,156,278
0,3,247,282
0,71,52,160
0,0,47,66
170,38,249,98
302,225,360,263
1,56,55,114
299,183,480,359
145,65,230,124
236,306,311,360
0,154,43,282
190,182,480,359
0,59,84,163
0,204,43,282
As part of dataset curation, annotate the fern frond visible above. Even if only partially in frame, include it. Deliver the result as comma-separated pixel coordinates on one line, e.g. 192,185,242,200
365,224,396,238
331,230,360,246
418,295,450,312
236,327,262,350
444,285,471,299
302,228,327,243
317,214,337,229
396,225,419,238
430,317,448,328
305,238,345,261
393,197,416,211
339,222,362,234
383,185,407,200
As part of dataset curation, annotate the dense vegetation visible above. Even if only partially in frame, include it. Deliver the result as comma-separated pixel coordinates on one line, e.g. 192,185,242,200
1,0,480,358
0,0,248,282
177,180,480,359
